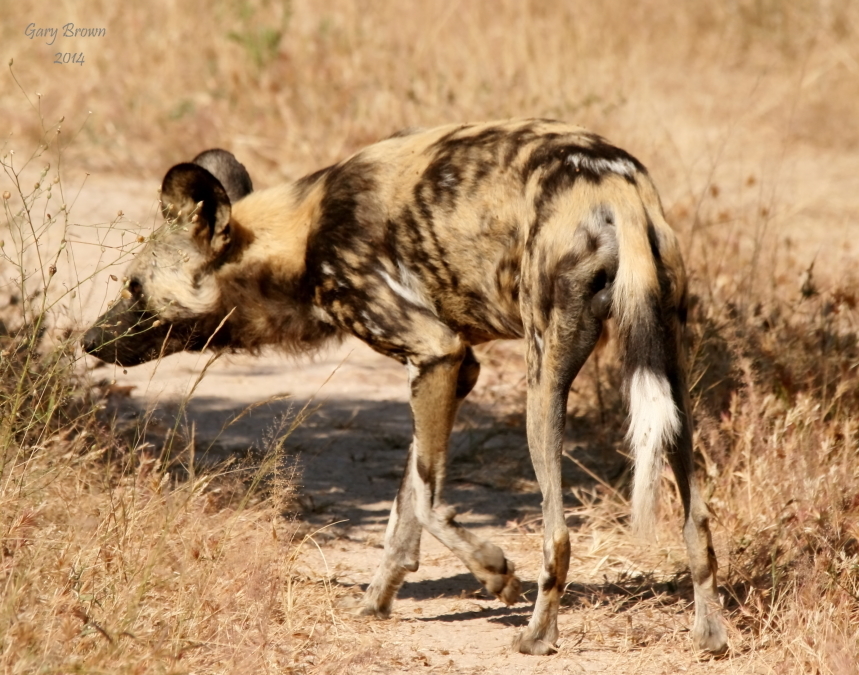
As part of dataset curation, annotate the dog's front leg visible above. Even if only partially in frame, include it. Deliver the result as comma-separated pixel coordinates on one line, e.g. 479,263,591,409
360,440,423,618
362,340,520,617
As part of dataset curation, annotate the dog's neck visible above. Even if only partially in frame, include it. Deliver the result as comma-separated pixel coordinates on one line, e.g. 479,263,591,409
209,181,336,352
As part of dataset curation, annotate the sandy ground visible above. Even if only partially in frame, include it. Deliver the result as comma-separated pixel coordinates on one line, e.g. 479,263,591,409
25,156,853,673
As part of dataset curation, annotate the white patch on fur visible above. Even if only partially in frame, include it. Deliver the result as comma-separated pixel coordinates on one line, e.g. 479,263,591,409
320,262,347,288
406,359,420,385
439,169,458,189
534,330,544,354
311,305,334,324
361,311,384,337
383,494,400,548
145,261,222,320
627,368,681,536
565,153,636,178
408,436,433,524
380,264,435,312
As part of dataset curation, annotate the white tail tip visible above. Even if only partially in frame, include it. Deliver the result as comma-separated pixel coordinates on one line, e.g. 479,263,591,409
627,368,681,536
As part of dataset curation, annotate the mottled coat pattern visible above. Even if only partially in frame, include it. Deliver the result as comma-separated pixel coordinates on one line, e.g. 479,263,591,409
84,120,728,656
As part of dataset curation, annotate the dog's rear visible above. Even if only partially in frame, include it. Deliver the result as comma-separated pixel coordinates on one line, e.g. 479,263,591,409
515,166,726,652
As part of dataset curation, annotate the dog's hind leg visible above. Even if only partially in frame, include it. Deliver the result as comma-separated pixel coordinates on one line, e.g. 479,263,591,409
665,386,729,653
513,272,605,655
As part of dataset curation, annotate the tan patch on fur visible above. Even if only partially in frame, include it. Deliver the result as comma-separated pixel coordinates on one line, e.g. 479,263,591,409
225,182,319,279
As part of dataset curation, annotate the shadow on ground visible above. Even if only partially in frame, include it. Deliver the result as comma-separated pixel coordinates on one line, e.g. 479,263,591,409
107,389,629,533
332,569,701,627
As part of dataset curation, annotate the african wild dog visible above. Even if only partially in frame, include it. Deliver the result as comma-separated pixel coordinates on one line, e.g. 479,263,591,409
83,119,728,655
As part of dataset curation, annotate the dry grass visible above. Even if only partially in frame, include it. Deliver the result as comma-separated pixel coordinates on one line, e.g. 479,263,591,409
3,1,857,180
2,0,859,672
0,278,358,673
688,268,859,672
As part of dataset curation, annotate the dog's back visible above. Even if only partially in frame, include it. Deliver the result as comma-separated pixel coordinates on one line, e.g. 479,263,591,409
249,120,677,349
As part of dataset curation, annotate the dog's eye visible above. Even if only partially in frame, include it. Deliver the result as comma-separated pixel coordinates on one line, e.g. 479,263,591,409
128,279,143,297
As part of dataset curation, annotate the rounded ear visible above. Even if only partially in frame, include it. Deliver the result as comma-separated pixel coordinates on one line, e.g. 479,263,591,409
160,163,232,256
192,148,254,203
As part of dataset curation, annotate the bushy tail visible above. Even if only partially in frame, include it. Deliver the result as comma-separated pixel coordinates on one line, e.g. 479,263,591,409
610,184,686,536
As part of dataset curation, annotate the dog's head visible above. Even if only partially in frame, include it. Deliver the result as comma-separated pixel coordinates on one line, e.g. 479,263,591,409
82,150,253,366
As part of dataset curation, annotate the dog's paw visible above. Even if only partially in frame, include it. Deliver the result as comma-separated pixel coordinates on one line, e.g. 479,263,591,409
512,628,558,655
